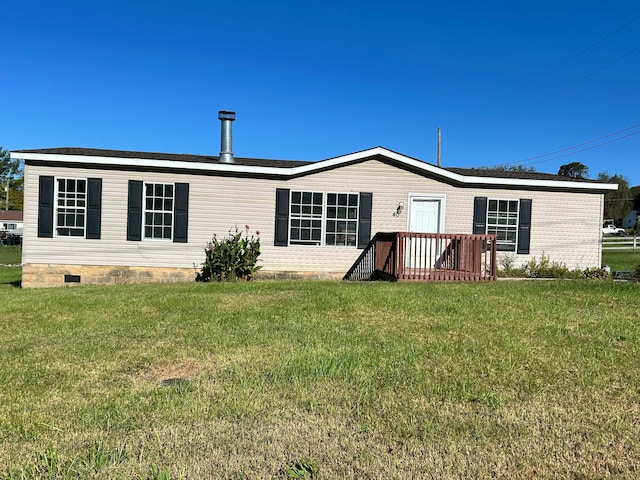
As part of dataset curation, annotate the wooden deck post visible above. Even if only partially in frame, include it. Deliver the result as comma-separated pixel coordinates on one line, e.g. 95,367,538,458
369,232,496,282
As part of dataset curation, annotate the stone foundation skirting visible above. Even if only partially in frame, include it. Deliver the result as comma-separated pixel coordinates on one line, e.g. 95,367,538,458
21,264,345,288
21,264,196,288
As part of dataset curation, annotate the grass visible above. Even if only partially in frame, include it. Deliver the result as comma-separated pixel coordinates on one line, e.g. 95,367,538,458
602,248,640,271
1,278,639,478
0,246,22,287
0,246,21,265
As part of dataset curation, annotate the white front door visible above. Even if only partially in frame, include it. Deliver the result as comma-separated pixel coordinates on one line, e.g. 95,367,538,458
409,197,442,233
407,196,444,269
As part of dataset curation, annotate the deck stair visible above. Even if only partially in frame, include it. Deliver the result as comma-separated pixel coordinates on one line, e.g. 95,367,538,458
344,232,497,282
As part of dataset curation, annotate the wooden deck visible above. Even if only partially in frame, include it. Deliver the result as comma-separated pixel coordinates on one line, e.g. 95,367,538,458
344,232,497,282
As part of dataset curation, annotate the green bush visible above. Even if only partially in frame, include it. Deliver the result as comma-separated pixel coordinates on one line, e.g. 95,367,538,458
524,253,581,279
582,267,611,280
497,254,526,278
196,226,262,282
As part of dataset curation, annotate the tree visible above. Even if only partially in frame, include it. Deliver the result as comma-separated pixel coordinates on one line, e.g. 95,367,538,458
7,185,23,211
631,185,640,211
558,162,589,179
0,146,24,210
597,172,633,224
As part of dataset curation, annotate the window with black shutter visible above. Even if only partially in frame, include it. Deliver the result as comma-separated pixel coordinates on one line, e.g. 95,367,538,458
127,180,189,242
37,175,102,239
275,189,372,248
474,196,532,253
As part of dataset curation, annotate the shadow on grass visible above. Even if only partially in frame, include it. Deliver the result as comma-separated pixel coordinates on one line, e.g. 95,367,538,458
0,266,22,288
0,277,22,288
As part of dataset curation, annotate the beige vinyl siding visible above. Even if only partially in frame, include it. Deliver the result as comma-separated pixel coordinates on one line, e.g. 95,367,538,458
23,159,604,274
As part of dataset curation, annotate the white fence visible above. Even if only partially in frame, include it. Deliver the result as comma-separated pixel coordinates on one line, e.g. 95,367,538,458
602,235,638,252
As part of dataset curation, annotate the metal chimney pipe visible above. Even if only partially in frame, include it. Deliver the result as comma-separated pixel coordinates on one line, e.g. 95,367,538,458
218,110,236,163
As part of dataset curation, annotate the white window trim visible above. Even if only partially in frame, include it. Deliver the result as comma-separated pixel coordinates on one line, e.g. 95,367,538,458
288,190,360,247
289,189,324,246
486,198,519,252
54,177,87,239
143,182,175,242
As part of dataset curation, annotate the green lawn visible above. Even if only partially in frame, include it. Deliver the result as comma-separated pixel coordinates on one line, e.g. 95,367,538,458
0,246,21,265
1,279,639,479
602,248,640,271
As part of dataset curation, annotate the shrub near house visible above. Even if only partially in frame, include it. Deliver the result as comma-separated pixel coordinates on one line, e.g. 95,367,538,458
196,226,262,282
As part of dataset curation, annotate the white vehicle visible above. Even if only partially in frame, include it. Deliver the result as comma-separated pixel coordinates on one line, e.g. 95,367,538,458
602,224,626,235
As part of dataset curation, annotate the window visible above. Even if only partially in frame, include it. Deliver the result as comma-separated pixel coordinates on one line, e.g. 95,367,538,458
486,199,519,252
56,178,87,237
4,223,17,230
473,197,531,255
290,191,323,245
289,191,359,246
325,193,359,246
144,183,174,240
38,176,102,239
127,180,189,243
275,189,371,248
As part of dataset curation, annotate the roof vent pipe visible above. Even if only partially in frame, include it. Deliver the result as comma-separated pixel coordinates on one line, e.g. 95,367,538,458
218,110,236,163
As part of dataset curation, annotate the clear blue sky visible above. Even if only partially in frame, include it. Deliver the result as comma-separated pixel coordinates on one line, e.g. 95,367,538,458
3,1,639,185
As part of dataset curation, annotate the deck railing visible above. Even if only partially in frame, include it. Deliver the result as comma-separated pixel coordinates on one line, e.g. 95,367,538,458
345,232,497,281
342,233,379,281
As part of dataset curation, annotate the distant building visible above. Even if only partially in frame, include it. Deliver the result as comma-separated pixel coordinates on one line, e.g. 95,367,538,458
622,210,639,229
0,210,23,236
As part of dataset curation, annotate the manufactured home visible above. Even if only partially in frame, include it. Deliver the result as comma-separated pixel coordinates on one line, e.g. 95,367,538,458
12,112,617,287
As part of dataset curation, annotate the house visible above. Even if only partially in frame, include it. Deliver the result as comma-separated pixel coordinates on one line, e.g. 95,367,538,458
11,112,617,288
622,210,639,229
0,210,23,236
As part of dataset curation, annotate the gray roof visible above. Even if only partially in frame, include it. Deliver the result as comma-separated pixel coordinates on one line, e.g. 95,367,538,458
14,146,603,184
13,147,312,169
443,167,604,184
0,210,23,221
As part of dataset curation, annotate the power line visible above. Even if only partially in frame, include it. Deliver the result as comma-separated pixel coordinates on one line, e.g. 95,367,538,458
444,43,640,145
440,13,640,133
411,12,640,155
556,13,640,69
521,130,640,167
497,123,640,166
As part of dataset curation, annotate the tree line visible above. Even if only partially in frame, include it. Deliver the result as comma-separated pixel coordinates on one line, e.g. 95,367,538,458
1,146,23,211
554,161,638,224
474,160,637,225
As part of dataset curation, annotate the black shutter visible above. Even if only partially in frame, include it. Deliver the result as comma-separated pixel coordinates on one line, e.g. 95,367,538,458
173,183,189,243
357,192,373,249
472,197,488,234
274,188,290,246
517,199,532,255
86,178,102,239
38,176,55,238
127,180,143,241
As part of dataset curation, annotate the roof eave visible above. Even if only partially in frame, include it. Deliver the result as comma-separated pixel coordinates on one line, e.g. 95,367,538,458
457,175,619,191
12,147,618,192
14,151,298,176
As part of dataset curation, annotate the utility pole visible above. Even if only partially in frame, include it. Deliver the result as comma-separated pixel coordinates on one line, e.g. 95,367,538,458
437,127,441,167
4,181,8,210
